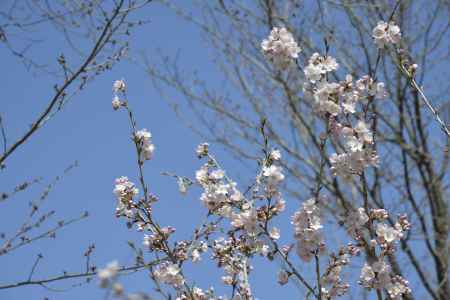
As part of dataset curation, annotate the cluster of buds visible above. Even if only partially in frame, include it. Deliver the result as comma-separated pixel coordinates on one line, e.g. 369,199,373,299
320,247,352,299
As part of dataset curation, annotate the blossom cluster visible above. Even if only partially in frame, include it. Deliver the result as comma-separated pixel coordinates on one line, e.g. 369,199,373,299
320,247,353,299
261,27,301,69
328,124,379,179
303,63,384,178
113,176,139,218
372,21,401,48
196,163,242,215
291,198,325,262
304,53,339,82
212,237,253,299
344,207,412,298
360,260,411,299
153,262,185,288
345,207,410,250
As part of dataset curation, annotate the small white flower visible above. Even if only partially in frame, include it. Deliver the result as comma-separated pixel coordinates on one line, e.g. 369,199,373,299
269,149,281,161
222,275,234,285
260,244,270,256
135,129,155,161
191,249,201,262
195,167,209,185
376,223,401,243
262,165,285,185
196,143,209,158
210,169,225,180
177,177,188,195
112,96,121,110
113,79,126,92
98,260,120,287
305,53,339,82
269,227,280,240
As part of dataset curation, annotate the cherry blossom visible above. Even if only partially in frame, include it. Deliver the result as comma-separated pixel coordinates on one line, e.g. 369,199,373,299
261,27,301,69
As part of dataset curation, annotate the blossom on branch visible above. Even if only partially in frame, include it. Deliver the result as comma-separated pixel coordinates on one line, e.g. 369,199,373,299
291,198,325,261
372,21,401,48
135,128,155,161
261,27,301,69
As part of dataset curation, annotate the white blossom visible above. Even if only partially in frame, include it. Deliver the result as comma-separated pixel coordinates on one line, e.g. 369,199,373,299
112,95,121,110
359,263,375,288
196,143,209,158
346,207,369,239
222,275,234,285
372,21,401,48
98,260,120,287
269,227,280,240
269,149,281,161
113,176,138,217
376,223,402,244
231,206,258,235
354,120,373,144
261,27,301,69
262,165,285,187
304,53,339,82
135,128,155,161
154,262,185,288
113,79,126,92
292,198,325,261
177,177,188,195
359,260,410,298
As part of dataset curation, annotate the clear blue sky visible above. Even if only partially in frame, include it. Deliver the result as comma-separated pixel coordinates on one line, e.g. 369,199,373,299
0,2,299,299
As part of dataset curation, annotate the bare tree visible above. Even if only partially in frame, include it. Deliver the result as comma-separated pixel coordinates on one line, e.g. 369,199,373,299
0,0,152,167
145,1,450,299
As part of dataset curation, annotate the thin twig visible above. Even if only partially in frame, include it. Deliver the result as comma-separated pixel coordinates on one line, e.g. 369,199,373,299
0,261,162,290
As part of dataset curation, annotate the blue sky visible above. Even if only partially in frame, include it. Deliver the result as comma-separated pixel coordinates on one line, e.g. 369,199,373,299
0,2,300,299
